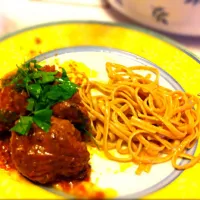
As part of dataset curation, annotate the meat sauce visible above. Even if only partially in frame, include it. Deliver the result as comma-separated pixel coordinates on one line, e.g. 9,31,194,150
0,140,105,199
0,65,107,199
57,180,105,200
54,164,105,199
0,134,15,170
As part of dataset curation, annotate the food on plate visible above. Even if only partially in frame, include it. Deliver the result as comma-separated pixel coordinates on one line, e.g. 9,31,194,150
0,58,200,194
11,116,90,184
52,92,89,125
0,61,91,184
0,85,28,132
79,62,200,174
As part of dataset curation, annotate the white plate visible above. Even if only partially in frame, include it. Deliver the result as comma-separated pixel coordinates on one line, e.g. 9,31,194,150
34,46,197,199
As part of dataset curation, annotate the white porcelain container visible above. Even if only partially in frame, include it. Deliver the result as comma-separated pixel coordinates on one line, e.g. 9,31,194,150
108,0,200,36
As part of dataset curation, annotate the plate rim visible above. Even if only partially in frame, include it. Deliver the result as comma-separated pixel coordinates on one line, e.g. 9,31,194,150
33,45,186,92
33,46,198,199
0,20,199,64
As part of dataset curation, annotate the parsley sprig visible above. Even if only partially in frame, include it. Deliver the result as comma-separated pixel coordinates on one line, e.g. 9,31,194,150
10,60,78,135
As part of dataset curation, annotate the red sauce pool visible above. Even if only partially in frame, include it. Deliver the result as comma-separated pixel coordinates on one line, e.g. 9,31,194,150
55,166,106,199
57,179,105,199
0,66,107,199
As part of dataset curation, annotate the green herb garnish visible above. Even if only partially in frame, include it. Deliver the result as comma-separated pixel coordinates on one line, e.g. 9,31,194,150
10,60,78,135
11,116,33,135
33,109,52,132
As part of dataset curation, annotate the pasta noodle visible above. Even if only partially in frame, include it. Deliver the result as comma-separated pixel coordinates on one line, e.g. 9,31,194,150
76,62,200,174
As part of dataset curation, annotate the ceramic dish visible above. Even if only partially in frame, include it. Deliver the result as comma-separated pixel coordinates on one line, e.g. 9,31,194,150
0,21,199,199
108,0,200,36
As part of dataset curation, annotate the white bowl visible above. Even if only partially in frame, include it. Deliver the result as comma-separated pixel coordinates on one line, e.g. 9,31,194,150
108,0,200,36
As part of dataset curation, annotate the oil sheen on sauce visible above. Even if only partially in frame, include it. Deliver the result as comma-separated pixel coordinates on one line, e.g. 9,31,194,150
55,177,106,199
0,135,106,199
0,135,14,171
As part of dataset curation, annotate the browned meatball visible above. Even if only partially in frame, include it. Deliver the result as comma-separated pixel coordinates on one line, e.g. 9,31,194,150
0,86,28,132
52,92,89,125
10,117,90,184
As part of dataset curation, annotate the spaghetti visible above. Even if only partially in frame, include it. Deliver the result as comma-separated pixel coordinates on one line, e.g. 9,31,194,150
78,62,200,174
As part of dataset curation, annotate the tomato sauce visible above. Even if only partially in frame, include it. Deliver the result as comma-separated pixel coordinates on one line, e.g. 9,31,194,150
0,135,15,171
57,179,105,199
55,167,105,199
0,135,106,199
0,136,106,199
0,67,107,199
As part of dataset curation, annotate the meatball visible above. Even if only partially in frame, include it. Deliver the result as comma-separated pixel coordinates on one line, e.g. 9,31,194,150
52,92,89,125
0,86,28,132
10,117,90,184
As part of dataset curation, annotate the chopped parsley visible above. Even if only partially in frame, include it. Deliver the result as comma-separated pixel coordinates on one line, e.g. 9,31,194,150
10,60,78,135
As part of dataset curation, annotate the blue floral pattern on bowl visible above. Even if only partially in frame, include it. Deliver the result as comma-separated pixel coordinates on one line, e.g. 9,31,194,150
115,0,122,6
184,0,200,5
108,0,200,36
152,7,169,25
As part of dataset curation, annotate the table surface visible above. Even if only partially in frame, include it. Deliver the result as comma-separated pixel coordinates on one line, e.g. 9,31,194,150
0,0,200,57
